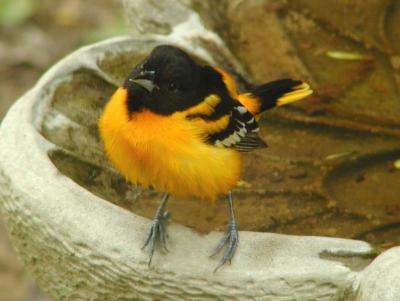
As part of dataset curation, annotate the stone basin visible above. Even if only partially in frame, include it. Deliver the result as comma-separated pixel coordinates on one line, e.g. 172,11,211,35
0,35,399,301
1,0,400,300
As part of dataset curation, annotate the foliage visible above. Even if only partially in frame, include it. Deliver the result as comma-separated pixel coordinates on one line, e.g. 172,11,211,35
0,0,36,27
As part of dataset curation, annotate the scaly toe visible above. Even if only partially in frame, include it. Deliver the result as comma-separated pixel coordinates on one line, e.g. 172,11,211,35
142,211,170,266
212,224,239,272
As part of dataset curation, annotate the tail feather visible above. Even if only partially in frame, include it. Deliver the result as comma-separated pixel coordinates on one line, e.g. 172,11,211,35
238,79,313,115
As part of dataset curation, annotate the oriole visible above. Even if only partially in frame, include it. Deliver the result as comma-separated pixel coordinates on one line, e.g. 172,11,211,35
98,45,312,270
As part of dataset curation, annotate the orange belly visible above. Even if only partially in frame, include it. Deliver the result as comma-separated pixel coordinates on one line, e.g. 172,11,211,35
98,88,243,201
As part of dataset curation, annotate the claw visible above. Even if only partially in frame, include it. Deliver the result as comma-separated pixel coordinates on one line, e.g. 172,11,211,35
142,193,169,266
212,221,239,272
210,232,230,258
159,222,169,253
211,191,239,272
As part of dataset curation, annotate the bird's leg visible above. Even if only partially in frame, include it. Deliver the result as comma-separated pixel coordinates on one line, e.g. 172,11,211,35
142,192,170,266
211,191,239,271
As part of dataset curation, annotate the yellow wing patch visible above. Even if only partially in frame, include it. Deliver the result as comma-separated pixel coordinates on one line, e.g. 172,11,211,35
185,94,220,116
237,93,261,116
190,115,230,135
214,67,239,98
184,93,229,135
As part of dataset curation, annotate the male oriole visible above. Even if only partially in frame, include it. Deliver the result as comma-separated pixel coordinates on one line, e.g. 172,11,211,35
98,45,312,270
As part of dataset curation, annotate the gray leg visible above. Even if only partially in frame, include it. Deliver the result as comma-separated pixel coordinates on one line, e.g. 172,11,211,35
142,193,169,266
211,191,239,271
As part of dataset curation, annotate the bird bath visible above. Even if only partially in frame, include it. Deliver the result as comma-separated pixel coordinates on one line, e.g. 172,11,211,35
1,0,400,300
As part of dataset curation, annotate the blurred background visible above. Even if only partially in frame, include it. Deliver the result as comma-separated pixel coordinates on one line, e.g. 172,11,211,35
0,0,124,299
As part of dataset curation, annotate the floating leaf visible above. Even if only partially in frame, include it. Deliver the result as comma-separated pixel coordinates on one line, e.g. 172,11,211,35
325,151,356,160
326,50,371,61
394,159,400,169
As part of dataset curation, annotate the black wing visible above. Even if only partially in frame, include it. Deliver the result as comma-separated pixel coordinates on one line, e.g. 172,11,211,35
206,103,267,152
184,71,267,152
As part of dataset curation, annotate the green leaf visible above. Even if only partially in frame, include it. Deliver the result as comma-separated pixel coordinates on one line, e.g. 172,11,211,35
0,0,35,27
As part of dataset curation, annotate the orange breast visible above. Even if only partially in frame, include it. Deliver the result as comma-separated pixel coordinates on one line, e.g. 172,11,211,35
98,88,243,201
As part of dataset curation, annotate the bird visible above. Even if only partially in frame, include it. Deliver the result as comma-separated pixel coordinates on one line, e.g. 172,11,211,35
98,45,312,271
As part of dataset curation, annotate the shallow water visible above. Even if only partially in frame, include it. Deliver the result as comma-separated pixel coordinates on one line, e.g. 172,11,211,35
42,58,400,253
41,0,400,254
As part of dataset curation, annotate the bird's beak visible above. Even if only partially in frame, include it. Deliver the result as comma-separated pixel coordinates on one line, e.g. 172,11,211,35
129,70,156,92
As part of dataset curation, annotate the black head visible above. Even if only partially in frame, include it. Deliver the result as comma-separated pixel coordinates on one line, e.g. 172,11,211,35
123,45,226,115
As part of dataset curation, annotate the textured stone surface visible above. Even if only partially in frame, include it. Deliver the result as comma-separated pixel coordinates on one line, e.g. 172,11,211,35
123,0,191,36
0,36,379,301
0,218,50,301
356,247,400,301
123,0,247,82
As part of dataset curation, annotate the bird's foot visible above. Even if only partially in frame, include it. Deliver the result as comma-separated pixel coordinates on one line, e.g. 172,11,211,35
211,219,239,272
142,210,170,266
